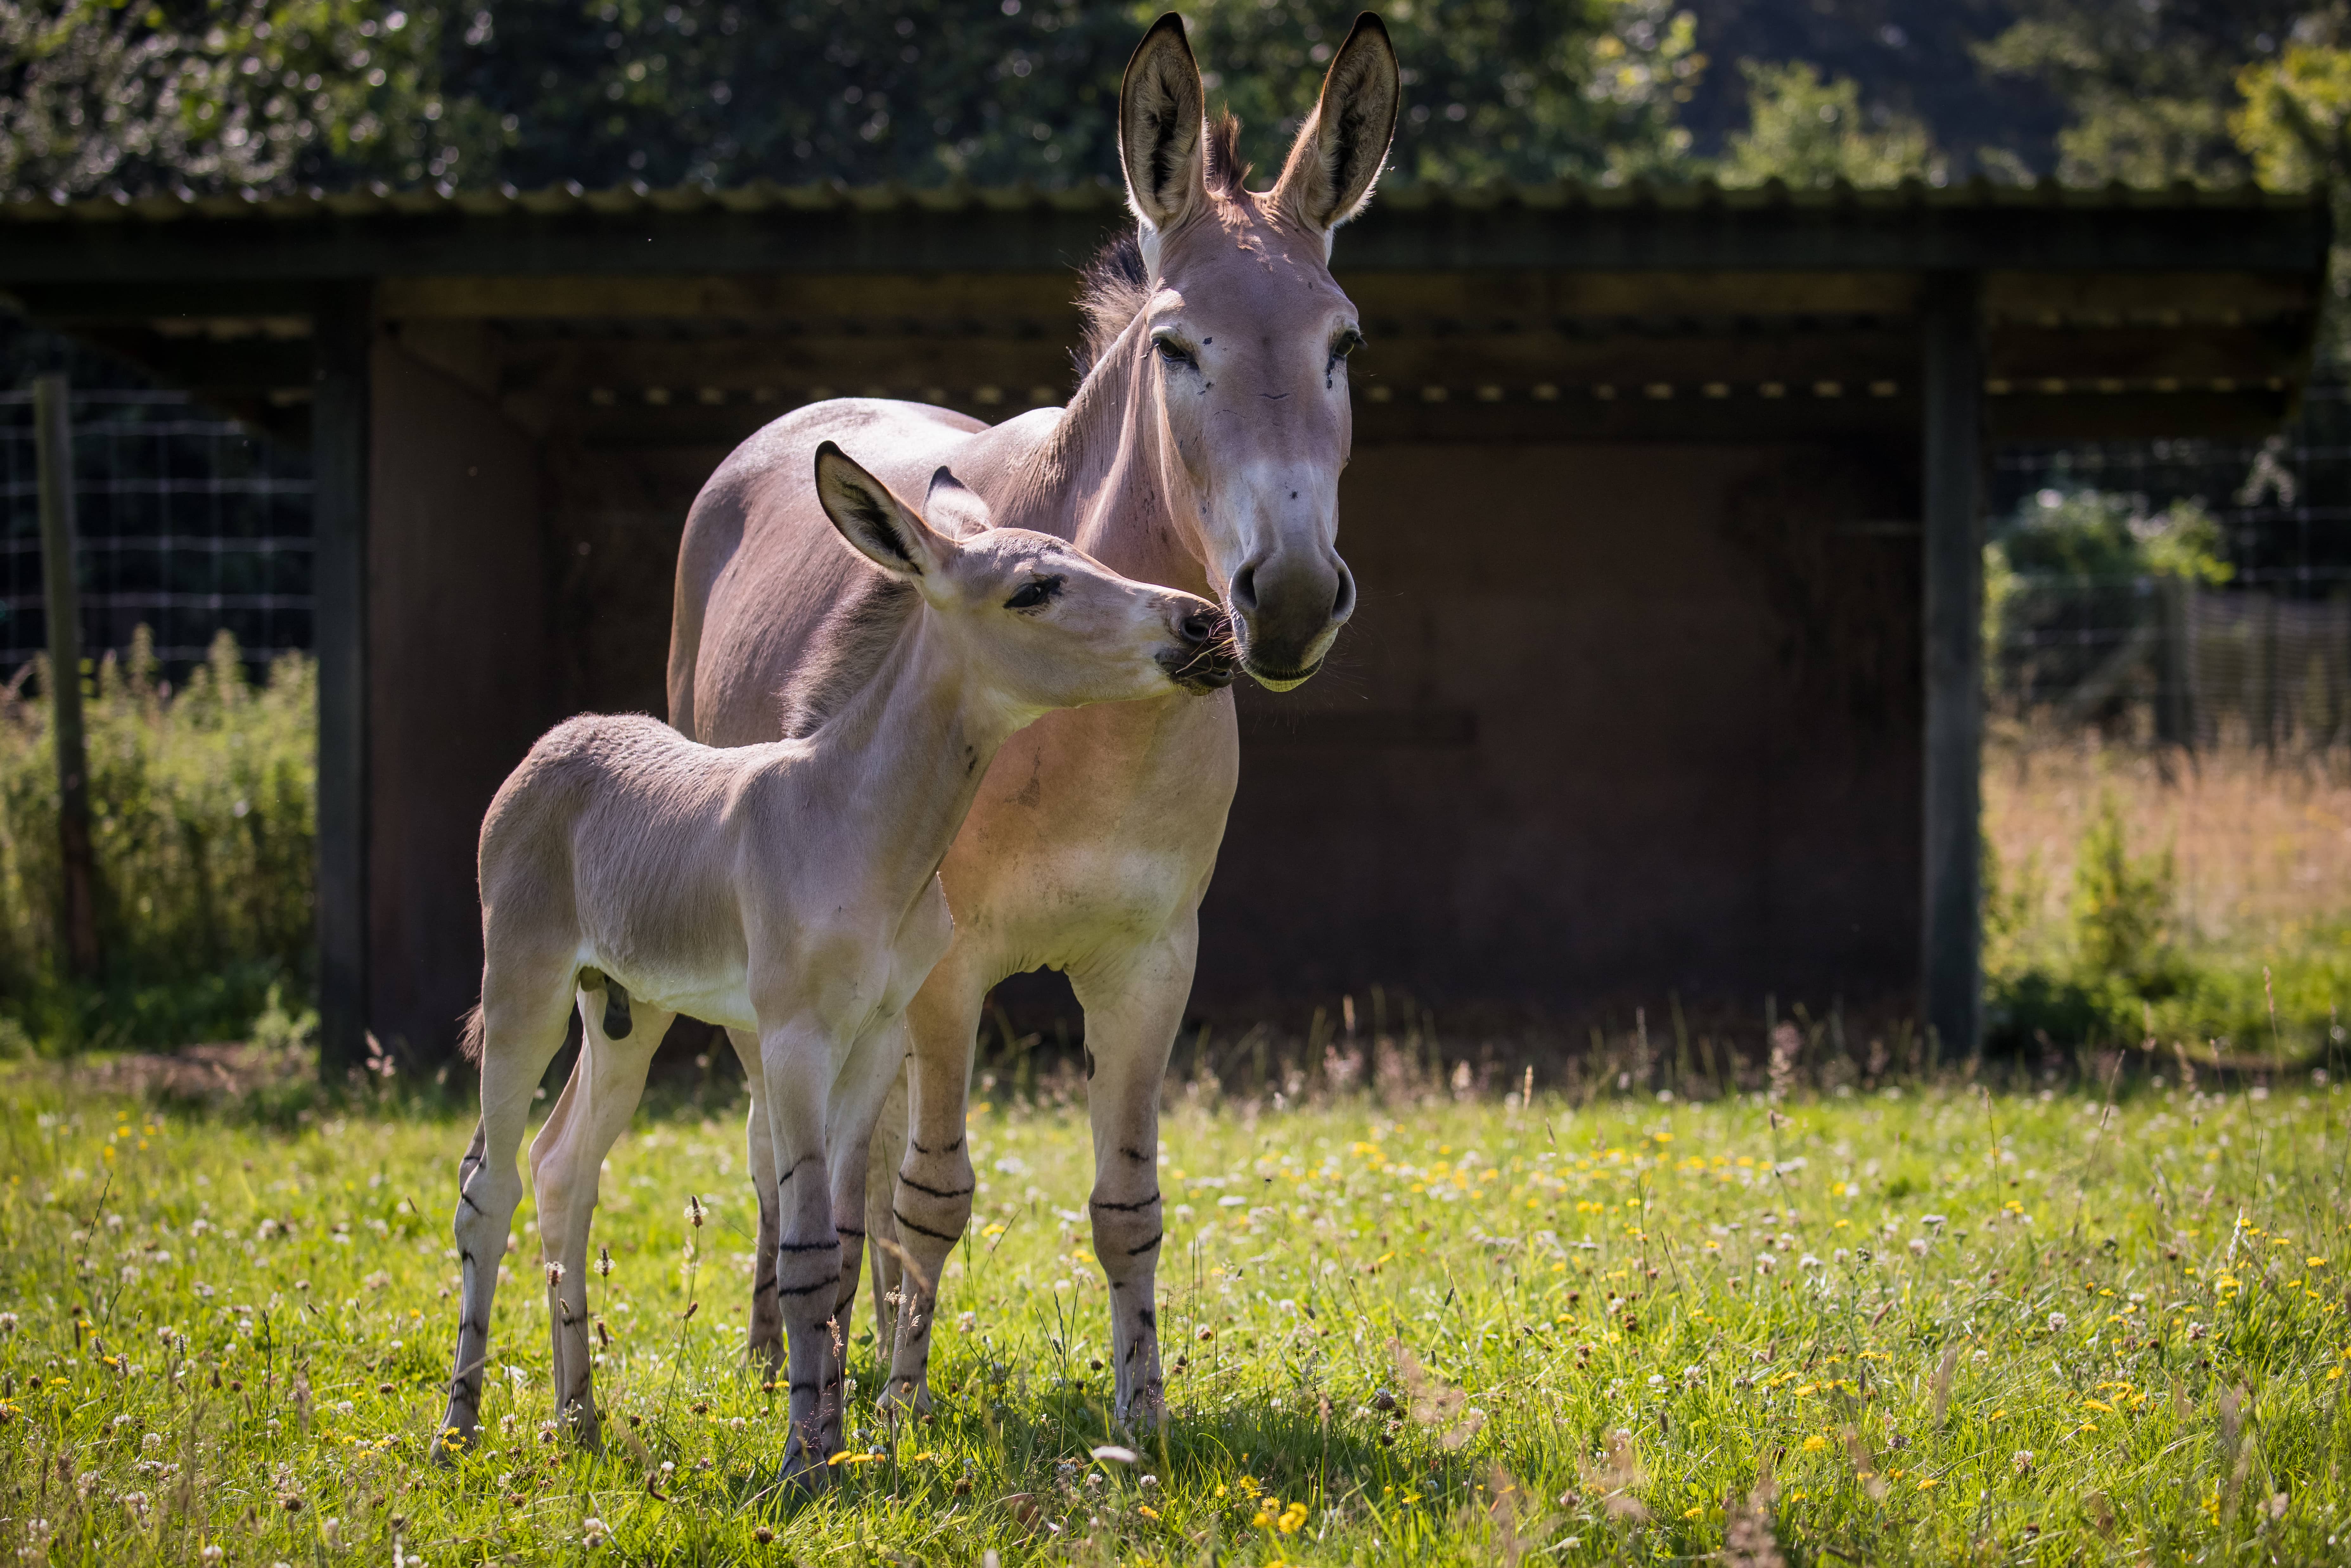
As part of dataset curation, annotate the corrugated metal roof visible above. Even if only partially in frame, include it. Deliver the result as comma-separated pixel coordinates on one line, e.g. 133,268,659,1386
0,173,2318,227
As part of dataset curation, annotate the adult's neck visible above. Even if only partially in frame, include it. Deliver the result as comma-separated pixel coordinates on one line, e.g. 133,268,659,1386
807,607,1029,920
998,318,1213,602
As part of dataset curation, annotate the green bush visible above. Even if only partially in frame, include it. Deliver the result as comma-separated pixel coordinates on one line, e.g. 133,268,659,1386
1986,787,2351,1059
0,628,314,1051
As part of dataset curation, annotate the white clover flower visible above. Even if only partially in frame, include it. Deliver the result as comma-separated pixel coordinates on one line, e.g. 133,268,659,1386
1799,1254,1823,1270
2012,1451,2035,1474
1908,1238,1930,1257
1755,1253,1776,1274
141,1432,163,1452
1647,1374,1665,1388
1682,1364,1703,1383
0,1313,17,1334
2046,1313,2068,1332
956,1311,977,1333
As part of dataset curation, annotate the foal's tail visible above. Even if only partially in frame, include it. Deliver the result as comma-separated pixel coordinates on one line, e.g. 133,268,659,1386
457,1001,488,1064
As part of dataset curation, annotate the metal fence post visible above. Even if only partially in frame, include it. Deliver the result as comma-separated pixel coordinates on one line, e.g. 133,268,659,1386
33,374,100,981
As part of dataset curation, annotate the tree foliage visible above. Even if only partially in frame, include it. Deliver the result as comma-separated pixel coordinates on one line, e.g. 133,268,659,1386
4,0,1707,199
1718,59,1939,187
1973,0,2307,186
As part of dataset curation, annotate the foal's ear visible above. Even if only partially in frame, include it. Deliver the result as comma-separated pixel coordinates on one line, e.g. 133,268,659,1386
923,465,993,540
1119,13,1209,241
813,442,953,581
1273,13,1400,236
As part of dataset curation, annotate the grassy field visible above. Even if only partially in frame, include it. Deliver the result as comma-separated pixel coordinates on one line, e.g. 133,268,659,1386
0,1065,2345,1566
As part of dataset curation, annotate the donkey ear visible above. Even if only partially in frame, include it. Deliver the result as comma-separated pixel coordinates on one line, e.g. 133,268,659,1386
922,464,992,540
813,442,953,581
1273,13,1400,235
1119,13,1208,239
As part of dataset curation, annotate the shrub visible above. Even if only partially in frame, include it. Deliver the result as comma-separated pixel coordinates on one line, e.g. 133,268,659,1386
0,628,314,1051
2068,789,2177,990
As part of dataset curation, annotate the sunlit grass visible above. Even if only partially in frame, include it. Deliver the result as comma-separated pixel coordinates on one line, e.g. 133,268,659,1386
0,1067,2346,1564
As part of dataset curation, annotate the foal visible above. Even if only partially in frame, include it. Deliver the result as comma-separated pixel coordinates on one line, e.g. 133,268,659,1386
431,442,1230,1479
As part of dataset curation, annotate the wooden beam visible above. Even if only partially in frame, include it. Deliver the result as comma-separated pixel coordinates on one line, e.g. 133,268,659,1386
1920,272,1984,1062
378,271,1087,322
0,197,2326,287
1987,322,2308,384
1986,387,2295,442
34,376,100,981
312,284,372,1079
1982,270,2317,323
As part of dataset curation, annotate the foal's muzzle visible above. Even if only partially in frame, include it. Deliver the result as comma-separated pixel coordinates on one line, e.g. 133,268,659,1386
1160,602,1238,693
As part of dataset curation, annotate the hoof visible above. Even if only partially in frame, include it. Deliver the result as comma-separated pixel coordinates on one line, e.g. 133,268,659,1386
780,1448,833,1494
428,1422,477,1468
1114,1386,1168,1432
875,1373,932,1422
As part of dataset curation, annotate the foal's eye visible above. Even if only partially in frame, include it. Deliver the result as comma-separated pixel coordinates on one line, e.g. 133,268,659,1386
1153,335,1196,367
1329,328,1365,367
1005,576,1063,611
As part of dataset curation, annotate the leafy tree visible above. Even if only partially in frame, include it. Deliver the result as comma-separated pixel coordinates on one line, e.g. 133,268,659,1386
1717,58,1939,186
1,0,478,199
1974,0,2306,186
6,0,1707,198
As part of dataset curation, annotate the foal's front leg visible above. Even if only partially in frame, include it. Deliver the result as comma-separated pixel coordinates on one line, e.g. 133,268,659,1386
758,1019,849,1485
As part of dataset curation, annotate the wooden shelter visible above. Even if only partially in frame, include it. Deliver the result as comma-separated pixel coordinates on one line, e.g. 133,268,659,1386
0,176,2327,1065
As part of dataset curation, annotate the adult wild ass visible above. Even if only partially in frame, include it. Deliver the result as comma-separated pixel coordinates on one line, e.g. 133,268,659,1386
665,13,1399,1424
432,443,1232,1478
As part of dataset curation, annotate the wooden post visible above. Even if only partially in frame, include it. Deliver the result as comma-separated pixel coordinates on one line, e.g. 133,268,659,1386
313,286,373,1076
1920,273,1984,1063
2155,575,2195,750
34,375,100,981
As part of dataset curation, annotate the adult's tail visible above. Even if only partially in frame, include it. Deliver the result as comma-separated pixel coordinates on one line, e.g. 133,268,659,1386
457,1001,487,1064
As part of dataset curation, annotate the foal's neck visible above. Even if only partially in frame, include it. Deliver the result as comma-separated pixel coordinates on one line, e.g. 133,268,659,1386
1005,320,1210,601
804,610,1020,917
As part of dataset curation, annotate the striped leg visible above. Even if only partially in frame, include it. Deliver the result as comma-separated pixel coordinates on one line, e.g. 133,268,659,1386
879,969,986,1417
728,1028,786,1378
1072,922,1194,1428
759,1021,846,1486
532,982,668,1448
432,948,577,1463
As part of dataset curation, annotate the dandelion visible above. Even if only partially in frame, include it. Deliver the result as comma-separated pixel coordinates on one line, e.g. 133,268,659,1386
1803,1435,1828,1451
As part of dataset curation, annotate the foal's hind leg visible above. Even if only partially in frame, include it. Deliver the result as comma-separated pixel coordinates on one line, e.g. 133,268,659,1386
533,983,669,1447
432,949,578,1463
728,1027,786,1378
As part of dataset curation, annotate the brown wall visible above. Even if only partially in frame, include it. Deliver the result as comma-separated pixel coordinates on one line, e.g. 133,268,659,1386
365,417,1926,1050
368,343,552,1056
1195,439,1924,1027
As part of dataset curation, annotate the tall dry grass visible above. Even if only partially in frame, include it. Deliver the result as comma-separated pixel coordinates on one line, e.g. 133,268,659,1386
1984,720,2351,944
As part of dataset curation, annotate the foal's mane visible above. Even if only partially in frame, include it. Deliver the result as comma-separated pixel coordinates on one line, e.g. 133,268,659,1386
776,571,919,739
1073,112,1251,379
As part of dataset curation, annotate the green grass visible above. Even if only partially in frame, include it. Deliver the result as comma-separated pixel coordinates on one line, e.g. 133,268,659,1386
0,1067,2346,1565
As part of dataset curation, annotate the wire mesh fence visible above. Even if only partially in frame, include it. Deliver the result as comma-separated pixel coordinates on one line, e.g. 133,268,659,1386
0,387,312,679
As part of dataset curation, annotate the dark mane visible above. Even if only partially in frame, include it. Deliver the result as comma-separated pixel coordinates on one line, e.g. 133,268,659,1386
775,569,919,739
1074,111,1251,379
1203,110,1250,198
1075,231,1149,379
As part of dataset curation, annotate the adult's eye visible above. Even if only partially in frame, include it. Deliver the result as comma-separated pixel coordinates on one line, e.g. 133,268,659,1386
1005,576,1062,610
1153,335,1196,367
1329,328,1365,367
